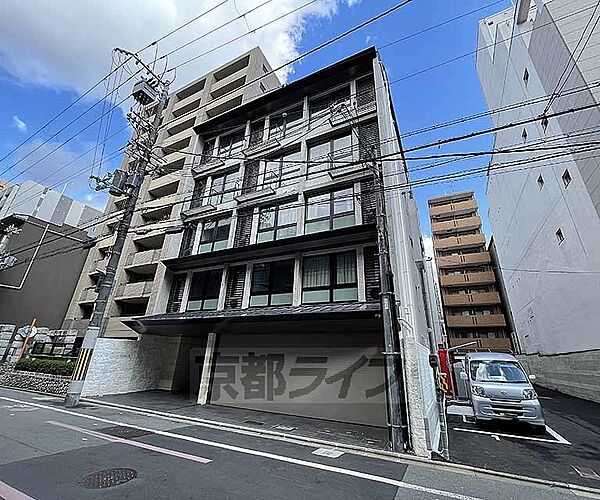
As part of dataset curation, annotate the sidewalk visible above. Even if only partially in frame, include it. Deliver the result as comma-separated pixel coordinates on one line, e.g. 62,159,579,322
84,390,390,452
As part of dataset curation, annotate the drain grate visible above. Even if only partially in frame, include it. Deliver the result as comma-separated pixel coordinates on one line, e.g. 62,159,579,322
98,426,153,439
79,468,138,489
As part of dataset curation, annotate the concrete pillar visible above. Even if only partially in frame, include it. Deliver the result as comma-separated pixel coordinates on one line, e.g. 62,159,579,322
197,332,217,405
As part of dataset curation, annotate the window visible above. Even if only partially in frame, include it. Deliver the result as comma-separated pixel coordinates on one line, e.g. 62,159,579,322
219,129,245,157
302,251,358,303
257,203,298,242
269,105,303,140
305,187,355,234
199,217,231,253
310,86,351,120
308,134,353,175
187,269,222,311
208,169,239,205
562,169,572,188
523,68,529,86
199,138,216,165
263,149,301,188
537,174,544,189
248,119,265,148
250,260,294,306
555,227,565,244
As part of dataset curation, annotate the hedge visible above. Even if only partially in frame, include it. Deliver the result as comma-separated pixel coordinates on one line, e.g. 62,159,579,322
14,358,75,376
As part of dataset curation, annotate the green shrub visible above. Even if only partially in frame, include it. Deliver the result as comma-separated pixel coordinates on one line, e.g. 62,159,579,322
15,358,75,376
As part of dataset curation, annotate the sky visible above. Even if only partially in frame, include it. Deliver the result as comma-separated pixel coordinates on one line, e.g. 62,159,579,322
0,0,513,236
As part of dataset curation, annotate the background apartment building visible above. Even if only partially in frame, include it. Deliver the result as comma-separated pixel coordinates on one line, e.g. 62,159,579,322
428,191,511,351
71,47,441,457
62,47,280,336
477,0,600,402
0,180,101,328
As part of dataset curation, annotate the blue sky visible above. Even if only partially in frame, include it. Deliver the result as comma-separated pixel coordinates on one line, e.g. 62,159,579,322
0,0,512,236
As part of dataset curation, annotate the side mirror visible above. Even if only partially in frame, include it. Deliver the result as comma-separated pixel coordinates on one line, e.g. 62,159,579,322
459,371,468,381
529,374,536,382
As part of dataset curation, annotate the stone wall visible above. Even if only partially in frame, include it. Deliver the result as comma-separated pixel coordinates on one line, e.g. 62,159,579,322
519,350,600,403
0,363,71,395
82,336,181,397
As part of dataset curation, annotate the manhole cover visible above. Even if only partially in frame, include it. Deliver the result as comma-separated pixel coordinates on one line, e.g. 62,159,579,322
79,468,138,489
98,426,153,439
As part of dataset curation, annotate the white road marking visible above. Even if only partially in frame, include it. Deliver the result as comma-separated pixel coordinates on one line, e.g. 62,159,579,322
47,420,211,464
0,479,35,500
544,425,571,444
0,395,480,500
453,427,571,445
312,448,345,458
491,435,500,442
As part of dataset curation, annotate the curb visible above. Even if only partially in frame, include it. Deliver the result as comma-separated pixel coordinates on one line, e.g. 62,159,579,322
81,396,600,497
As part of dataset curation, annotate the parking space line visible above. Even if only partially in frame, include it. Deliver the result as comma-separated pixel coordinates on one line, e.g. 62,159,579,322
0,480,36,500
453,427,571,445
544,425,571,444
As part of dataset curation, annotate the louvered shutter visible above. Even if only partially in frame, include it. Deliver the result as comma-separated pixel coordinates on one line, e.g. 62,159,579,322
167,274,187,312
356,74,376,110
179,223,197,257
358,120,381,160
190,178,206,209
360,179,376,224
225,265,246,309
234,209,253,247
363,246,381,302
242,160,260,194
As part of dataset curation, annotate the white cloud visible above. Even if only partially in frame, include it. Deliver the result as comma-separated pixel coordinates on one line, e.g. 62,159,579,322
0,0,359,96
12,115,27,133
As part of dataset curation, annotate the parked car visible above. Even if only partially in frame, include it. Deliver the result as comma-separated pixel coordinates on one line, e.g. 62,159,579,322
460,352,546,432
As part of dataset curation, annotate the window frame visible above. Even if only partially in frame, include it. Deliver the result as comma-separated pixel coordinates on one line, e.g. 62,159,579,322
199,137,216,165
198,216,231,253
307,133,353,175
186,269,223,311
309,85,351,121
268,104,304,140
208,169,239,206
305,187,356,234
218,128,245,157
249,259,295,307
263,148,302,189
302,250,358,304
257,203,298,243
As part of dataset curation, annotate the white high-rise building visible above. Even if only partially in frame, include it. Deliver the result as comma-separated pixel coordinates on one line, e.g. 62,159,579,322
477,0,600,402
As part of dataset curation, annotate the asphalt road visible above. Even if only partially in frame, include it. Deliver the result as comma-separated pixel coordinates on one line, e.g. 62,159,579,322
0,387,596,500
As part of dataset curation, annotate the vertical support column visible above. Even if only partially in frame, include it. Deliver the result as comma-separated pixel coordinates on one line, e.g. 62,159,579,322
197,332,217,405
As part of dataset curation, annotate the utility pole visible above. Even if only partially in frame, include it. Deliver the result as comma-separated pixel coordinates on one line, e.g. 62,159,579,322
334,101,409,451
65,50,170,407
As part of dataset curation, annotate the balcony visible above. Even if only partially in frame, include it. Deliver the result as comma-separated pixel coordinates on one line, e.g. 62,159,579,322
141,193,178,219
103,316,140,339
148,172,180,197
440,271,496,287
446,314,506,328
448,336,512,351
432,216,481,234
443,292,501,307
88,257,108,276
429,199,477,218
96,233,117,251
125,249,162,271
433,233,486,251
436,252,491,268
79,287,98,304
114,281,154,301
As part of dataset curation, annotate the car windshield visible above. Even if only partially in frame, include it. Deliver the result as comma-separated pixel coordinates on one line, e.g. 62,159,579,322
470,360,528,383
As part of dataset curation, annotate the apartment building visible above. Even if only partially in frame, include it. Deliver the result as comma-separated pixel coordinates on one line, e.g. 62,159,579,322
477,0,600,402
0,178,101,328
428,191,511,351
71,47,441,456
62,47,280,336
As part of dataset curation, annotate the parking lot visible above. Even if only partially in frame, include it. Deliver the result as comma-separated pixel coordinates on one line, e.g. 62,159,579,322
447,386,600,489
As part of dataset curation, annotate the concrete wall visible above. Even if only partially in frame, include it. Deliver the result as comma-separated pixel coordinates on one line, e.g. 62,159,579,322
82,336,181,397
519,350,600,403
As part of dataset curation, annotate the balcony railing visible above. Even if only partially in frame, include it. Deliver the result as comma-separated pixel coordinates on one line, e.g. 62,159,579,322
115,281,154,299
448,336,512,351
443,292,501,307
446,314,507,328
432,216,481,234
436,252,491,268
433,233,486,250
440,271,496,287
429,199,477,218
88,257,108,275
79,287,98,303
148,172,180,196
125,249,162,268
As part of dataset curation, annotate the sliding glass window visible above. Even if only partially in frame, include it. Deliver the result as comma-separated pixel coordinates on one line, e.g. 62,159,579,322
302,251,358,303
250,259,294,307
187,269,222,311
